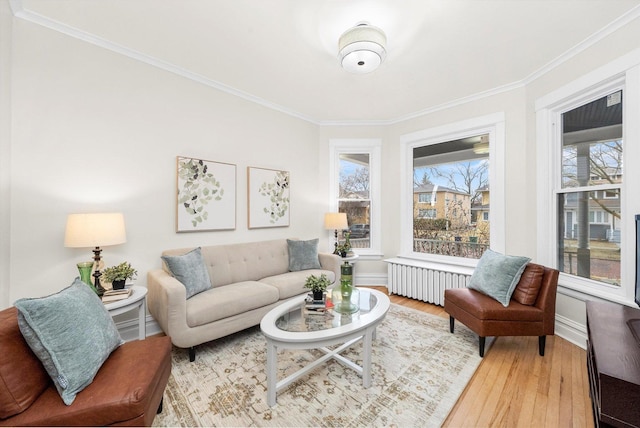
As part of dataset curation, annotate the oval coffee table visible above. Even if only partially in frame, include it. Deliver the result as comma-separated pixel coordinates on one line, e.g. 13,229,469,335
260,287,390,407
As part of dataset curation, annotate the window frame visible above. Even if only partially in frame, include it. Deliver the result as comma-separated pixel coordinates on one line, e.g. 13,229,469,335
329,139,382,258
536,60,640,305
400,113,506,269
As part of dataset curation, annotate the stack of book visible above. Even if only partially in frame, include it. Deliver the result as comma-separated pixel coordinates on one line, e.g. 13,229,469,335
102,288,132,303
304,293,330,314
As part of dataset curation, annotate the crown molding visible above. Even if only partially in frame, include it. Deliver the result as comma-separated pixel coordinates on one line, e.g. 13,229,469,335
10,0,640,127
9,0,320,125
523,4,640,85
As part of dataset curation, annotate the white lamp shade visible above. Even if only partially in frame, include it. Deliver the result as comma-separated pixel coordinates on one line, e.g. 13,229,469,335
64,213,127,248
324,212,348,230
338,23,387,74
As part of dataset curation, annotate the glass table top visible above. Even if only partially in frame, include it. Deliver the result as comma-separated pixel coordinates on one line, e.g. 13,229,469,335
275,288,379,333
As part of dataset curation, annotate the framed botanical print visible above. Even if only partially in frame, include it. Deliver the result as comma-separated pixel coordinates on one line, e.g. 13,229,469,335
247,167,290,229
176,156,236,232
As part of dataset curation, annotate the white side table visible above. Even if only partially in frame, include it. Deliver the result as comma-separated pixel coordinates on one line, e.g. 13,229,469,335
342,254,360,265
103,285,147,340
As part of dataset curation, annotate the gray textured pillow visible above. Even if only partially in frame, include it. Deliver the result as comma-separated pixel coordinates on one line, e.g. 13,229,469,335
161,247,212,298
14,278,123,405
287,238,322,271
468,249,531,307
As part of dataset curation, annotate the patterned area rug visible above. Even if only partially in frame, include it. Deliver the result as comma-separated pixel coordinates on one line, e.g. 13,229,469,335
153,303,481,427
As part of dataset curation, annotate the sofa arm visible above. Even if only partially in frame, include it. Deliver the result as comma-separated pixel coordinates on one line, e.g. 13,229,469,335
147,269,193,348
318,252,342,284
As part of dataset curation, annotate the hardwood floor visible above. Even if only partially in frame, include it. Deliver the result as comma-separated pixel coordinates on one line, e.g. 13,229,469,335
364,286,595,428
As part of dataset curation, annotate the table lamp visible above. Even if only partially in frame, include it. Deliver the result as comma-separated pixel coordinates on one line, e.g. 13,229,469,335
324,212,348,254
64,212,127,296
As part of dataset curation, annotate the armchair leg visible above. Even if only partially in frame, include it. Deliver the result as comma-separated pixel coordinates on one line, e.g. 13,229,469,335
189,347,196,362
479,337,486,357
539,336,546,356
449,316,455,333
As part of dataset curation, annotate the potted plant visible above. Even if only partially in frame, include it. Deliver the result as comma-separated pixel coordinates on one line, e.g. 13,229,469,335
304,273,331,301
102,262,137,290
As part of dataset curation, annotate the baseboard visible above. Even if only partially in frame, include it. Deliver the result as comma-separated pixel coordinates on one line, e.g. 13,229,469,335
354,273,387,286
114,315,162,342
554,313,587,350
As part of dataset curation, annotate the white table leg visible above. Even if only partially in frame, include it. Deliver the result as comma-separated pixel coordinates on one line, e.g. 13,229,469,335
138,300,146,340
362,328,373,388
266,341,278,407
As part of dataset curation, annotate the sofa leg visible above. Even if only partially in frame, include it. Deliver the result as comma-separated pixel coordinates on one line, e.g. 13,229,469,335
189,347,196,362
479,337,485,357
539,336,546,356
157,397,163,414
449,316,455,333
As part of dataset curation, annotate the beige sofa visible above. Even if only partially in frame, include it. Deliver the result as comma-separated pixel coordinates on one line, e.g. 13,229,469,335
147,239,341,361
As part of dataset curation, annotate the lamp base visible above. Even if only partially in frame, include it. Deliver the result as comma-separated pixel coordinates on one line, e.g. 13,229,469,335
92,246,106,297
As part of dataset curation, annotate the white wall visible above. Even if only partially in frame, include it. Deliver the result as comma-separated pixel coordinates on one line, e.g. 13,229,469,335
4,16,323,305
0,0,12,308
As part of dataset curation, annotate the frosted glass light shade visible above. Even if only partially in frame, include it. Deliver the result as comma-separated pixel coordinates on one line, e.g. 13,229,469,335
324,212,348,230
338,23,387,74
64,213,127,248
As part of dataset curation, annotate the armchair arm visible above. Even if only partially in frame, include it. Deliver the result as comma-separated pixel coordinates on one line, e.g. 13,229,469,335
146,269,193,348
535,267,560,335
318,252,342,285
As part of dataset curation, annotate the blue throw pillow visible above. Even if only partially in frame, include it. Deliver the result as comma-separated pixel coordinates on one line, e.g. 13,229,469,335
14,278,123,405
287,238,322,271
468,249,531,307
161,247,212,298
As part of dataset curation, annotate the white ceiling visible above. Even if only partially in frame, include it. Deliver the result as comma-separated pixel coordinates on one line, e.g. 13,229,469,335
13,0,640,124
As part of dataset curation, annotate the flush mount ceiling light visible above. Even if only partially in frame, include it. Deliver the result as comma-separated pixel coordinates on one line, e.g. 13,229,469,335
338,22,387,74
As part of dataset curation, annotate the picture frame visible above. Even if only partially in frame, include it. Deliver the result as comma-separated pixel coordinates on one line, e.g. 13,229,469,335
176,156,236,232
247,166,290,229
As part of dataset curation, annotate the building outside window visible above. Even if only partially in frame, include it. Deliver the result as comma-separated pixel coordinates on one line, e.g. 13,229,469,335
338,153,371,249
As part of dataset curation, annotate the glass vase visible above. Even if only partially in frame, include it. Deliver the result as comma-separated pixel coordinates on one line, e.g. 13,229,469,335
77,261,98,295
333,263,359,314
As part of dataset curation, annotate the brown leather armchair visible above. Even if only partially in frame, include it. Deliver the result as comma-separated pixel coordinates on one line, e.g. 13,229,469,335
0,307,172,426
444,263,559,357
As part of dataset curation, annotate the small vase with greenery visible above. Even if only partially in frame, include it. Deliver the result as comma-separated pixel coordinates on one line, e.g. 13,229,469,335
101,262,137,290
335,232,352,257
304,273,331,301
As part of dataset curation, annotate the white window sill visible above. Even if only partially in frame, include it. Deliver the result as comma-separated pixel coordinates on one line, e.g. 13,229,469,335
557,273,636,307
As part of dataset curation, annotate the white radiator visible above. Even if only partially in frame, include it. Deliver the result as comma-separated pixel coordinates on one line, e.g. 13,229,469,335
385,258,472,306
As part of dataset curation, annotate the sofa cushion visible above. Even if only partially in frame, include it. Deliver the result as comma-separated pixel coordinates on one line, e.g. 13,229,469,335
185,281,280,327
261,269,336,300
468,249,531,307
162,247,212,298
445,288,544,322
287,238,321,271
511,263,545,306
0,307,50,419
14,279,124,405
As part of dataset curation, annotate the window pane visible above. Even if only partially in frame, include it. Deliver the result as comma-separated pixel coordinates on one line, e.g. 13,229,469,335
558,90,623,286
339,154,369,199
562,92,623,189
339,154,370,249
557,191,621,286
412,135,489,259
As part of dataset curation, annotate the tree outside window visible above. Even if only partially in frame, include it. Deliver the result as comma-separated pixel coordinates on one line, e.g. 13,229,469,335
338,154,370,249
